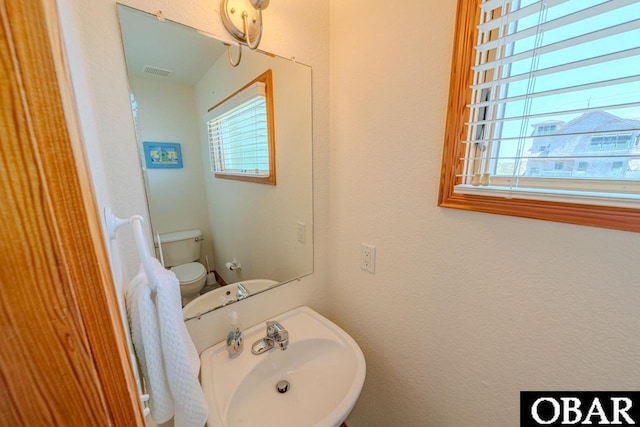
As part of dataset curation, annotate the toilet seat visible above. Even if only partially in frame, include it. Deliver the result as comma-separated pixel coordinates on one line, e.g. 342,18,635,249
171,262,206,286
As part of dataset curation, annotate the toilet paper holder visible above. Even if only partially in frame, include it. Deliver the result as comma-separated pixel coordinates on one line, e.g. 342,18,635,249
226,259,242,271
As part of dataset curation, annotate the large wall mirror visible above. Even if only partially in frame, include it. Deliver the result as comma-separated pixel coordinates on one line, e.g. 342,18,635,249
117,4,313,312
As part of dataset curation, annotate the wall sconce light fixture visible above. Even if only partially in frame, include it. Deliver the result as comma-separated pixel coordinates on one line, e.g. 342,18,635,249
221,0,270,67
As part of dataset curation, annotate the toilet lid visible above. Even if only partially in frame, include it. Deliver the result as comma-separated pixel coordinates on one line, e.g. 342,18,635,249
171,262,206,283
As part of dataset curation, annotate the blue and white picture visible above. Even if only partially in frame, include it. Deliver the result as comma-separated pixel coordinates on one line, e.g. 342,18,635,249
143,142,183,169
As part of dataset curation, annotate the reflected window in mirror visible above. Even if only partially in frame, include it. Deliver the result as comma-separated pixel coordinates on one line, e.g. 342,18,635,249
205,69,275,185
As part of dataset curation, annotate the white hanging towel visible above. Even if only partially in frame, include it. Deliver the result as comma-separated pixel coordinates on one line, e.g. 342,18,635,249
126,257,208,427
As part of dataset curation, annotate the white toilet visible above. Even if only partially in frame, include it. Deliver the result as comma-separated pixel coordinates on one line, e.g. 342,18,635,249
157,229,208,306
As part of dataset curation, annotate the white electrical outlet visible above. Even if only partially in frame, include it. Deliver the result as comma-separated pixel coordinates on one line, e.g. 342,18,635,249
361,243,376,274
296,221,306,244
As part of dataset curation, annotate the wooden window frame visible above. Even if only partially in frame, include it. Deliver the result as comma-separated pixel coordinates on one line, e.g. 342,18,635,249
207,69,276,185
438,0,640,233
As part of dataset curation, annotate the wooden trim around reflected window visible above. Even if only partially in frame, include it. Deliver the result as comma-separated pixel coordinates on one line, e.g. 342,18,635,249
208,69,276,185
438,0,640,233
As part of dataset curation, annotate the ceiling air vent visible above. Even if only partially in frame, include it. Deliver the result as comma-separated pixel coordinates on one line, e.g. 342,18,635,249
142,64,172,77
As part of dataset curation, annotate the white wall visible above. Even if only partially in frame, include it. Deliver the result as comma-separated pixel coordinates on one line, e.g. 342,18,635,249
329,1,640,426
194,50,313,284
132,76,215,265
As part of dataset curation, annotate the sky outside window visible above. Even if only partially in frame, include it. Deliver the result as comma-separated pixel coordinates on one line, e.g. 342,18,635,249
491,0,640,178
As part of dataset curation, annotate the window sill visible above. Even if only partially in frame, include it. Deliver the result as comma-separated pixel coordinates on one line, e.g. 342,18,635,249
454,184,640,210
438,188,640,233
214,172,276,185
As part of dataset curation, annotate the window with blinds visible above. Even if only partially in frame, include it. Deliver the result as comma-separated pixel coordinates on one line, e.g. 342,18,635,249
205,69,275,185
439,0,640,232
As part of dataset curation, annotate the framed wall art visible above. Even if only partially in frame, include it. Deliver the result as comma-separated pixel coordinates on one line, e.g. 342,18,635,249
143,142,183,169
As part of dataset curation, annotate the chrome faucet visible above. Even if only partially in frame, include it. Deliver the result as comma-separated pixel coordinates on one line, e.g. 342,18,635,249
236,283,250,300
266,321,288,349
251,320,289,355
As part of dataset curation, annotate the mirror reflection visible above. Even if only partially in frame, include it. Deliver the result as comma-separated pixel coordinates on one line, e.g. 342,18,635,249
117,5,313,311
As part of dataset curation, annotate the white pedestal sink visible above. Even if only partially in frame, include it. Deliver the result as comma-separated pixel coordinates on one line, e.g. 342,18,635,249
200,306,366,427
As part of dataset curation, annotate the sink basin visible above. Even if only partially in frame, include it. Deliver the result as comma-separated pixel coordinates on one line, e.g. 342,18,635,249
183,279,279,319
200,306,366,427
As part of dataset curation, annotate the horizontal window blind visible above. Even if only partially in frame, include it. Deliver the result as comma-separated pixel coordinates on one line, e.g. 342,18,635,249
459,0,640,207
205,81,270,178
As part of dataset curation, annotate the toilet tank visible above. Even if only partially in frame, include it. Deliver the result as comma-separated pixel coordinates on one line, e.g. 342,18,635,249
157,229,202,267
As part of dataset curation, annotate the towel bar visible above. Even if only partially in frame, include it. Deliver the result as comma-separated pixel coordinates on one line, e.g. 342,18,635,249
104,207,158,291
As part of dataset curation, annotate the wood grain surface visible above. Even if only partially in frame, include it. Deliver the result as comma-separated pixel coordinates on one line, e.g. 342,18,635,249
0,0,143,424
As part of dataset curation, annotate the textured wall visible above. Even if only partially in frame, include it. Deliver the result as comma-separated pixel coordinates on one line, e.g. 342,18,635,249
329,1,640,426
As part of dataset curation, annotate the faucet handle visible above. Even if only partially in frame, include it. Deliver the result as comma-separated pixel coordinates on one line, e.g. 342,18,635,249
266,320,284,336
266,320,288,350
257,320,289,352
